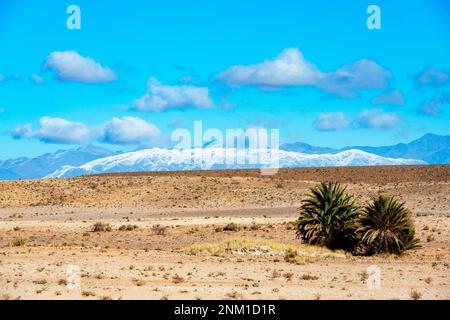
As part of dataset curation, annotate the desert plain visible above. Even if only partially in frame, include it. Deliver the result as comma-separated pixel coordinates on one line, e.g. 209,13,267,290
0,165,449,300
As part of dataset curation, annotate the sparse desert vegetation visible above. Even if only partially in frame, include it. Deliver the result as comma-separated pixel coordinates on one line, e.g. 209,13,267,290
91,222,112,232
10,237,26,247
357,195,419,255
0,165,449,300
296,182,359,251
152,224,168,235
295,182,419,255
118,224,138,231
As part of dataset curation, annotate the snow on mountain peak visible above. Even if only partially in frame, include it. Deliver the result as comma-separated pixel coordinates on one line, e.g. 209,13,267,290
46,147,425,178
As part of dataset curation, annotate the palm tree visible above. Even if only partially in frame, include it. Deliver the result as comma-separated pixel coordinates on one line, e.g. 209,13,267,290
296,182,359,250
357,195,419,254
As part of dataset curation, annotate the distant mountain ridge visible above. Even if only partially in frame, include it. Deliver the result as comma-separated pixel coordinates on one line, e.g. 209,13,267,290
281,133,450,164
0,145,117,180
0,168,21,180
47,148,424,178
0,133,448,180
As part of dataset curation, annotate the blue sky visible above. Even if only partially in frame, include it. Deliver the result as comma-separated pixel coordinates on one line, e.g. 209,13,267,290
1,0,450,159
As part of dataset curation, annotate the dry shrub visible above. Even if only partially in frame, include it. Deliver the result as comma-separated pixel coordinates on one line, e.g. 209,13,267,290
172,274,185,284
152,224,168,235
300,274,319,280
410,289,422,300
91,222,111,232
11,237,26,247
119,224,138,231
216,223,240,232
225,291,243,300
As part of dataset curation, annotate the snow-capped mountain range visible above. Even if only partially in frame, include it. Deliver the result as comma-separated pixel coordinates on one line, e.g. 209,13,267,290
281,133,450,164
47,148,424,178
1,133,448,180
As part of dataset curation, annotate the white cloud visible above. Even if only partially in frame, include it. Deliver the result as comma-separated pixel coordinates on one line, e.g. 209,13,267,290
31,74,44,84
45,51,117,83
314,112,350,131
319,59,391,97
101,116,161,145
133,77,213,111
12,124,34,139
416,68,449,87
12,116,162,146
12,117,91,144
419,98,442,116
371,90,405,106
356,109,398,129
217,48,391,97
418,92,450,117
217,48,323,87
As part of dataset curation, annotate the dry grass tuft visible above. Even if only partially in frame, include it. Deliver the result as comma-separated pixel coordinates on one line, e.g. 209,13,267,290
82,290,96,297
172,274,185,284
225,291,244,300
181,238,344,260
11,237,26,247
284,248,312,265
91,222,111,232
152,224,168,235
118,224,138,231
410,289,422,300
300,274,319,280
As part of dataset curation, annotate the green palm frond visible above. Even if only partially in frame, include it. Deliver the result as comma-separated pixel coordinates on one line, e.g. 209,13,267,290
296,182,359,251
357,195,420,255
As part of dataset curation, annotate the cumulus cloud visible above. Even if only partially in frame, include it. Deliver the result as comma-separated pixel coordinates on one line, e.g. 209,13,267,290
419,92,450,116
217,48,391,97
133,77,213,111
12,117,91,144
319,60,391,97
416,68,449,87
356,109,398,129
419,98,442,116
217,48,322,87
45,51,117,83
100,116,161,145
12,116,162,146
11,124,34,139
371,90,405,106
314,112,350,131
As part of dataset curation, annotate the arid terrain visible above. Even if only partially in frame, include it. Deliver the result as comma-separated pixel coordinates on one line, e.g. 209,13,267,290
0,165,449,300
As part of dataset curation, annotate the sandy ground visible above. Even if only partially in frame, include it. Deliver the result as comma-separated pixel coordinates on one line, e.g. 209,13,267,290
0,165,449,300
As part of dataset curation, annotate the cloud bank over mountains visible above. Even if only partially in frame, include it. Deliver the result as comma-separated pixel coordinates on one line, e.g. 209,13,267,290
3,47,449,160
313,109,399,131
12,116,161,146
12,117,91,144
